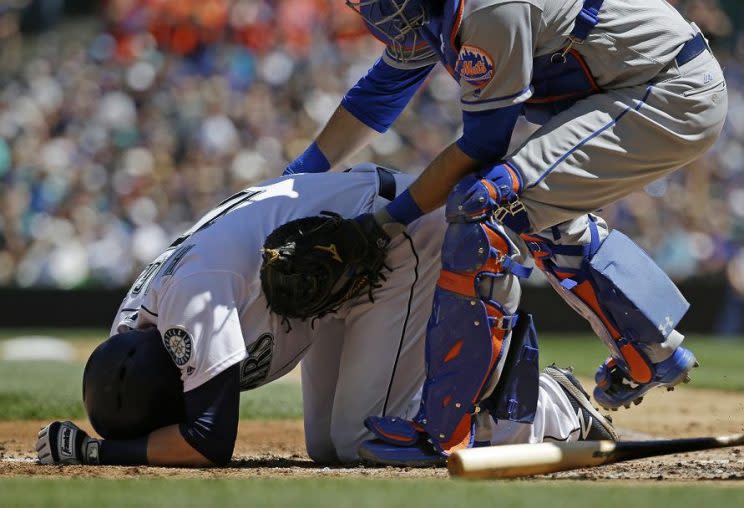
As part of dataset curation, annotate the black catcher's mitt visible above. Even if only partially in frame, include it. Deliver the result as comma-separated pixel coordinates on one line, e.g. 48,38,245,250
260,212,390,320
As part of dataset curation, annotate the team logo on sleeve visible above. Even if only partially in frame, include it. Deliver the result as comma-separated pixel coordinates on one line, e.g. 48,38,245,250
455,45,495,88
163,328,193,367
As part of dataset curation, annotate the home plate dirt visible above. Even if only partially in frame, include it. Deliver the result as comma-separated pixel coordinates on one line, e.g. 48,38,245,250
1,384,743,482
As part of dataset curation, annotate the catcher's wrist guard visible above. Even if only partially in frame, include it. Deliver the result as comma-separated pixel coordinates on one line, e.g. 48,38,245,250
261,212,391,321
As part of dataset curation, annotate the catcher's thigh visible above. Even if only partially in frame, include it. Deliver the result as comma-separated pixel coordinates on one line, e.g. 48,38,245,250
509,50,727,233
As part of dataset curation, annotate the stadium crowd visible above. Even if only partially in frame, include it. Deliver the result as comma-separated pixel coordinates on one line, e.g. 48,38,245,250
0,1,742,321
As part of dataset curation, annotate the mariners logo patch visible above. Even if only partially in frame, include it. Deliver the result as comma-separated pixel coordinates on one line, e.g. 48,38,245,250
163,328,193,367
456,45,495,88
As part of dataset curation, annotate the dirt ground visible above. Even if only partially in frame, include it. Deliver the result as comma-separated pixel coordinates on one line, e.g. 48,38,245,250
1,383,743,482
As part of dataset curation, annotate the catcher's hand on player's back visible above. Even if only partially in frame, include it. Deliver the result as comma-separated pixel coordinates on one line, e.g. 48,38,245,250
37,421,101,465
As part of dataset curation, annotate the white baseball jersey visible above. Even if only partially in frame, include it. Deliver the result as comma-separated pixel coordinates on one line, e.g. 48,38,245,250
111,164,582,462
111,165,436,391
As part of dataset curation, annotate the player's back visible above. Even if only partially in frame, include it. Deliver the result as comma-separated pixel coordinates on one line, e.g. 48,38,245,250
168,169,385,284
111,165,403,334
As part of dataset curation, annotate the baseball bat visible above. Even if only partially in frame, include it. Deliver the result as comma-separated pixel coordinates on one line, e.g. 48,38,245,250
448,434,744,479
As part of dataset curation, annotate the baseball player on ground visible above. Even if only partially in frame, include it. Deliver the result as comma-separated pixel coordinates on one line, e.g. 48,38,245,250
282,1,727,465
35,166,615,467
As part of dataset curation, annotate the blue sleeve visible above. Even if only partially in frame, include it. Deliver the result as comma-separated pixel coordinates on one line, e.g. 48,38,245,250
341,57,435,133
456,105,522,162
179,363,240,466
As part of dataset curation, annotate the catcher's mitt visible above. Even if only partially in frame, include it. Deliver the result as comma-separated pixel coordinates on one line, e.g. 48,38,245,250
260,212,390,320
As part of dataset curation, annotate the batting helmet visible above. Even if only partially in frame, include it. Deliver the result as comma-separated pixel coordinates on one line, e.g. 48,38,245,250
83,328,185,439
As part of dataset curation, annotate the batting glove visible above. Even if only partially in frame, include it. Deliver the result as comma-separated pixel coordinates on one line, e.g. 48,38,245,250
37,421,101,465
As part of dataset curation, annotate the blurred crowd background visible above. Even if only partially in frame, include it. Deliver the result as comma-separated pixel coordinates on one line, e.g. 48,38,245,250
0,1,743,328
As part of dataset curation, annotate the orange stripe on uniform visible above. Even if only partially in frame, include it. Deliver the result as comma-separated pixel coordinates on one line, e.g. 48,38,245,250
563,279,652,383
439,415,473,454
371,426,417,444
438,306,512,453
480,179,500,202
503,163,522,194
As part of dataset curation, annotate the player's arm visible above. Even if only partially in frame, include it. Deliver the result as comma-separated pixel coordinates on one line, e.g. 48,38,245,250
36,365,240,467
375,101,522,225
37,271,249,467
148,363,240,466
144,271,246,466
284,50,436,175
374,3,535,224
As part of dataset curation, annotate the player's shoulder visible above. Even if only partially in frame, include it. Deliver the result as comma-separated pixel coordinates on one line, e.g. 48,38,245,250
152,268,249,342
465,0,545,14
464,0,544,24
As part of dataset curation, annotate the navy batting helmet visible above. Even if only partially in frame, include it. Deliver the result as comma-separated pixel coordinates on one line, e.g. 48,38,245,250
83,328,185,439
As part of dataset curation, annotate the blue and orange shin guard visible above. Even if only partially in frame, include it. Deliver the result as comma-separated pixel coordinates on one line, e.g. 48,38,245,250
522,220,696,409
415,173,534,454
363,169,537,459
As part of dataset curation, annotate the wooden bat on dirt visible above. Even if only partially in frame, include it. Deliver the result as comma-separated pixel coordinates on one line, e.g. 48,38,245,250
448,434,744,479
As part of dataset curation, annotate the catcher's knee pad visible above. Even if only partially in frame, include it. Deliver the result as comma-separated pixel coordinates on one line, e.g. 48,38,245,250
523,218,690,384
417,220,535,454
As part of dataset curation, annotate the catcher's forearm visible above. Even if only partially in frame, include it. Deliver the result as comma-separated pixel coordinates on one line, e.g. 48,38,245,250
315,105,379,168
408,142,482,213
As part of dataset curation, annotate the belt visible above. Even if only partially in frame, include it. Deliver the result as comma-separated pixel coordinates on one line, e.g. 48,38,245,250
376,166,397,201
675,33,708,67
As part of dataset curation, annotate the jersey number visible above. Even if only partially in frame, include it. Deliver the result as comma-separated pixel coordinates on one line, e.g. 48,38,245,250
129,189,264,296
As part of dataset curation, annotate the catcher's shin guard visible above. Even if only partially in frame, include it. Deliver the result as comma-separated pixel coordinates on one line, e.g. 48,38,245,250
522,218,695,408
414,179,535,454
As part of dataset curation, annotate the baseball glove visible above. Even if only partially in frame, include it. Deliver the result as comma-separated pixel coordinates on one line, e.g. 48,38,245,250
260,212,390,321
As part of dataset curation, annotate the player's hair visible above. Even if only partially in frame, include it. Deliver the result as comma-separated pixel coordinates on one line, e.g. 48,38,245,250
428,0,446,17
260,213,387,323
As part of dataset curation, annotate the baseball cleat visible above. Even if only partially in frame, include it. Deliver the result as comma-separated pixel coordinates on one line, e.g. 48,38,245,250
593,346,699,411
357,439,446,467
544,364,618,442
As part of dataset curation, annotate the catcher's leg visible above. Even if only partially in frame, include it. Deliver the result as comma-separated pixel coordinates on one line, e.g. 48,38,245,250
522,214,698,410
360,173,540,463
